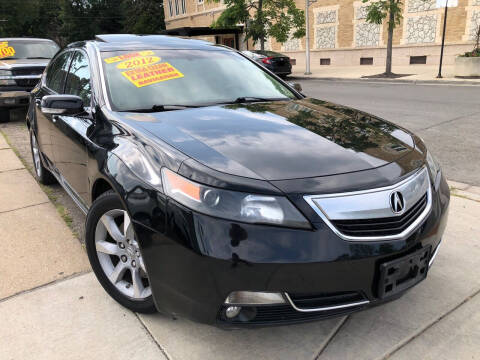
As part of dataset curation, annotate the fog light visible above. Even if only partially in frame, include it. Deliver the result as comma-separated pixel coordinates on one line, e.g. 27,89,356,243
225,306,242,318
224,291,286,305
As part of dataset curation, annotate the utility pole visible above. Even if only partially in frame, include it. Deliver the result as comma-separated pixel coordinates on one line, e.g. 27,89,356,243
305,0,316,75
437,0,448,78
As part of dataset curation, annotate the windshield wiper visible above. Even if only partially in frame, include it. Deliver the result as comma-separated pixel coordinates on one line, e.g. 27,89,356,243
26,57,51,59
120,104,200,113
220,97,290,105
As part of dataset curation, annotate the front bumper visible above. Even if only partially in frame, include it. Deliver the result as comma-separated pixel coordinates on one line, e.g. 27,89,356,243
0,90,30,108
133,172,450,326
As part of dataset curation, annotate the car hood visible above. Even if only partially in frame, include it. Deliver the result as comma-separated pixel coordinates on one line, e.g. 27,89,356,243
121,98,415,181
0,58,49,69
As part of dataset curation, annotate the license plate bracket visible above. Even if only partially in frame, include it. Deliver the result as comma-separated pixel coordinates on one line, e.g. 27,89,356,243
378,246,431,299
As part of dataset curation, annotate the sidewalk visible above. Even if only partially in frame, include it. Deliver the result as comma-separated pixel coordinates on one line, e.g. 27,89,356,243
291,64,480,85
1,131,479,359
0,133,166,360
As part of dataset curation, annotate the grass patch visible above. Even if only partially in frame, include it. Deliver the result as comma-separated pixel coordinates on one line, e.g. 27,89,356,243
57,204,73,227
56,204,79,238
39,183,58,202
450,189,480,203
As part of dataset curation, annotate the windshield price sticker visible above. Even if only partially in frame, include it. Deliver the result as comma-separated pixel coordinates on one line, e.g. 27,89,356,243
116,56,161,69
121,62,184,88
104,50,155,64
0,42,15,59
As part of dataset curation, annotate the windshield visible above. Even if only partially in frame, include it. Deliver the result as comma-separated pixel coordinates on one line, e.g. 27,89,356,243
101,49,296,111
0,40,59,60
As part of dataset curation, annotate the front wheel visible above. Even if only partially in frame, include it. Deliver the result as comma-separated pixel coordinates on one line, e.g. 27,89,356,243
30,129,56,185
85,190,156,313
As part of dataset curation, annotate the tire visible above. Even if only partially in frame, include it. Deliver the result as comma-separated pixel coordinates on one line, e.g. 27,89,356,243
0,108,10,123
85,190,157,313
29,129,56,185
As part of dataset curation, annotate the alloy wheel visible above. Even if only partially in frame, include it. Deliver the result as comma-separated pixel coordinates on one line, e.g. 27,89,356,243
95,209,151,300
30,131,42,178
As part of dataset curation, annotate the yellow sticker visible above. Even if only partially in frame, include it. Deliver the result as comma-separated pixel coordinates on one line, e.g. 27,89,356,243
104,50,155,64
121,62,184,88
116,56,161,69
0,42,15,59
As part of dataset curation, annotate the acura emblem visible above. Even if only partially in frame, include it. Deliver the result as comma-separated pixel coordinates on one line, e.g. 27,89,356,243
390,191,405,214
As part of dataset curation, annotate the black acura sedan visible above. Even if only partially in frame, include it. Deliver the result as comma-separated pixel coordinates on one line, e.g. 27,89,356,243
27,34,449,326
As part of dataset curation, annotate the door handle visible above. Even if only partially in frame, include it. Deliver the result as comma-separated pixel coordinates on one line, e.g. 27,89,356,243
35,99,41,107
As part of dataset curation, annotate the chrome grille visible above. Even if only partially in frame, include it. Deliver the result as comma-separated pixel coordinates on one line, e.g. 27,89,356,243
304,167,432,241
332,193,428,237
15,78,39,88
12,67,44,76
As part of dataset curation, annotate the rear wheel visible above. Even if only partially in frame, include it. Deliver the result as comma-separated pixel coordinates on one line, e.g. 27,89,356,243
29,129,56,185
0,108,10,123
85,191,156,313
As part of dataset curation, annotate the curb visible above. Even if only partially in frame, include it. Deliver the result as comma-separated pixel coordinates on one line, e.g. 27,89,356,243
288,76,480,86
448,180,480,202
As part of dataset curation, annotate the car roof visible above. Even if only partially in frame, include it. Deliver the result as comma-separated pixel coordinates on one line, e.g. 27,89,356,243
251,50,286,57
92,34,228,52
0,38,57,42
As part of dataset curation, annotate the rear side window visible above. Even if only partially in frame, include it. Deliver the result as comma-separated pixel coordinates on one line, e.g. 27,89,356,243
46,52,72,93
64,51,92,105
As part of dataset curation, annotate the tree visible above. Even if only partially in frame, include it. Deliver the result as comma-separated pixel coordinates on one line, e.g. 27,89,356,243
59,0,127,45
123,0,165,34
210,0,305,51
362,0,403,76
0,0,165,46
0,0,62,41
59,0,95,44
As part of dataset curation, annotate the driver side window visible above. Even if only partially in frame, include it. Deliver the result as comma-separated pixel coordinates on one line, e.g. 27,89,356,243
45,51,72,94
64,51,92,106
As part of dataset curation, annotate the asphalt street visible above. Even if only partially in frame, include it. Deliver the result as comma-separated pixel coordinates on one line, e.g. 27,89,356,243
296,80,480,186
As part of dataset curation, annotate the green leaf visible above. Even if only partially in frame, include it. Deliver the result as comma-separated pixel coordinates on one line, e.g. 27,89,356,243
208,0,304,47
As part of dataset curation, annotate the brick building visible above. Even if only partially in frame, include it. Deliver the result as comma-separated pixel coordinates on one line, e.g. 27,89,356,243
163,0,480,67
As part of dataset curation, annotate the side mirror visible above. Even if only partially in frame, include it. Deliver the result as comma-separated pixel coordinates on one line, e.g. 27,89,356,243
289,82,302,93
41,95,84,115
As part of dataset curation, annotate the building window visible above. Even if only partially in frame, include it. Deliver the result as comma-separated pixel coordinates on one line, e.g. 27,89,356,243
198,0,204,3
360,57,373,65
168,0,173,17
174,0,178,15
320,58,331,65
410,55,427,64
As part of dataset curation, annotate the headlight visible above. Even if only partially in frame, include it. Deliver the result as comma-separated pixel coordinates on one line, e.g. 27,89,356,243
0,70,14,85
0,79,15,86
426,150,440,181
112,141,163,187
162,168,310,229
